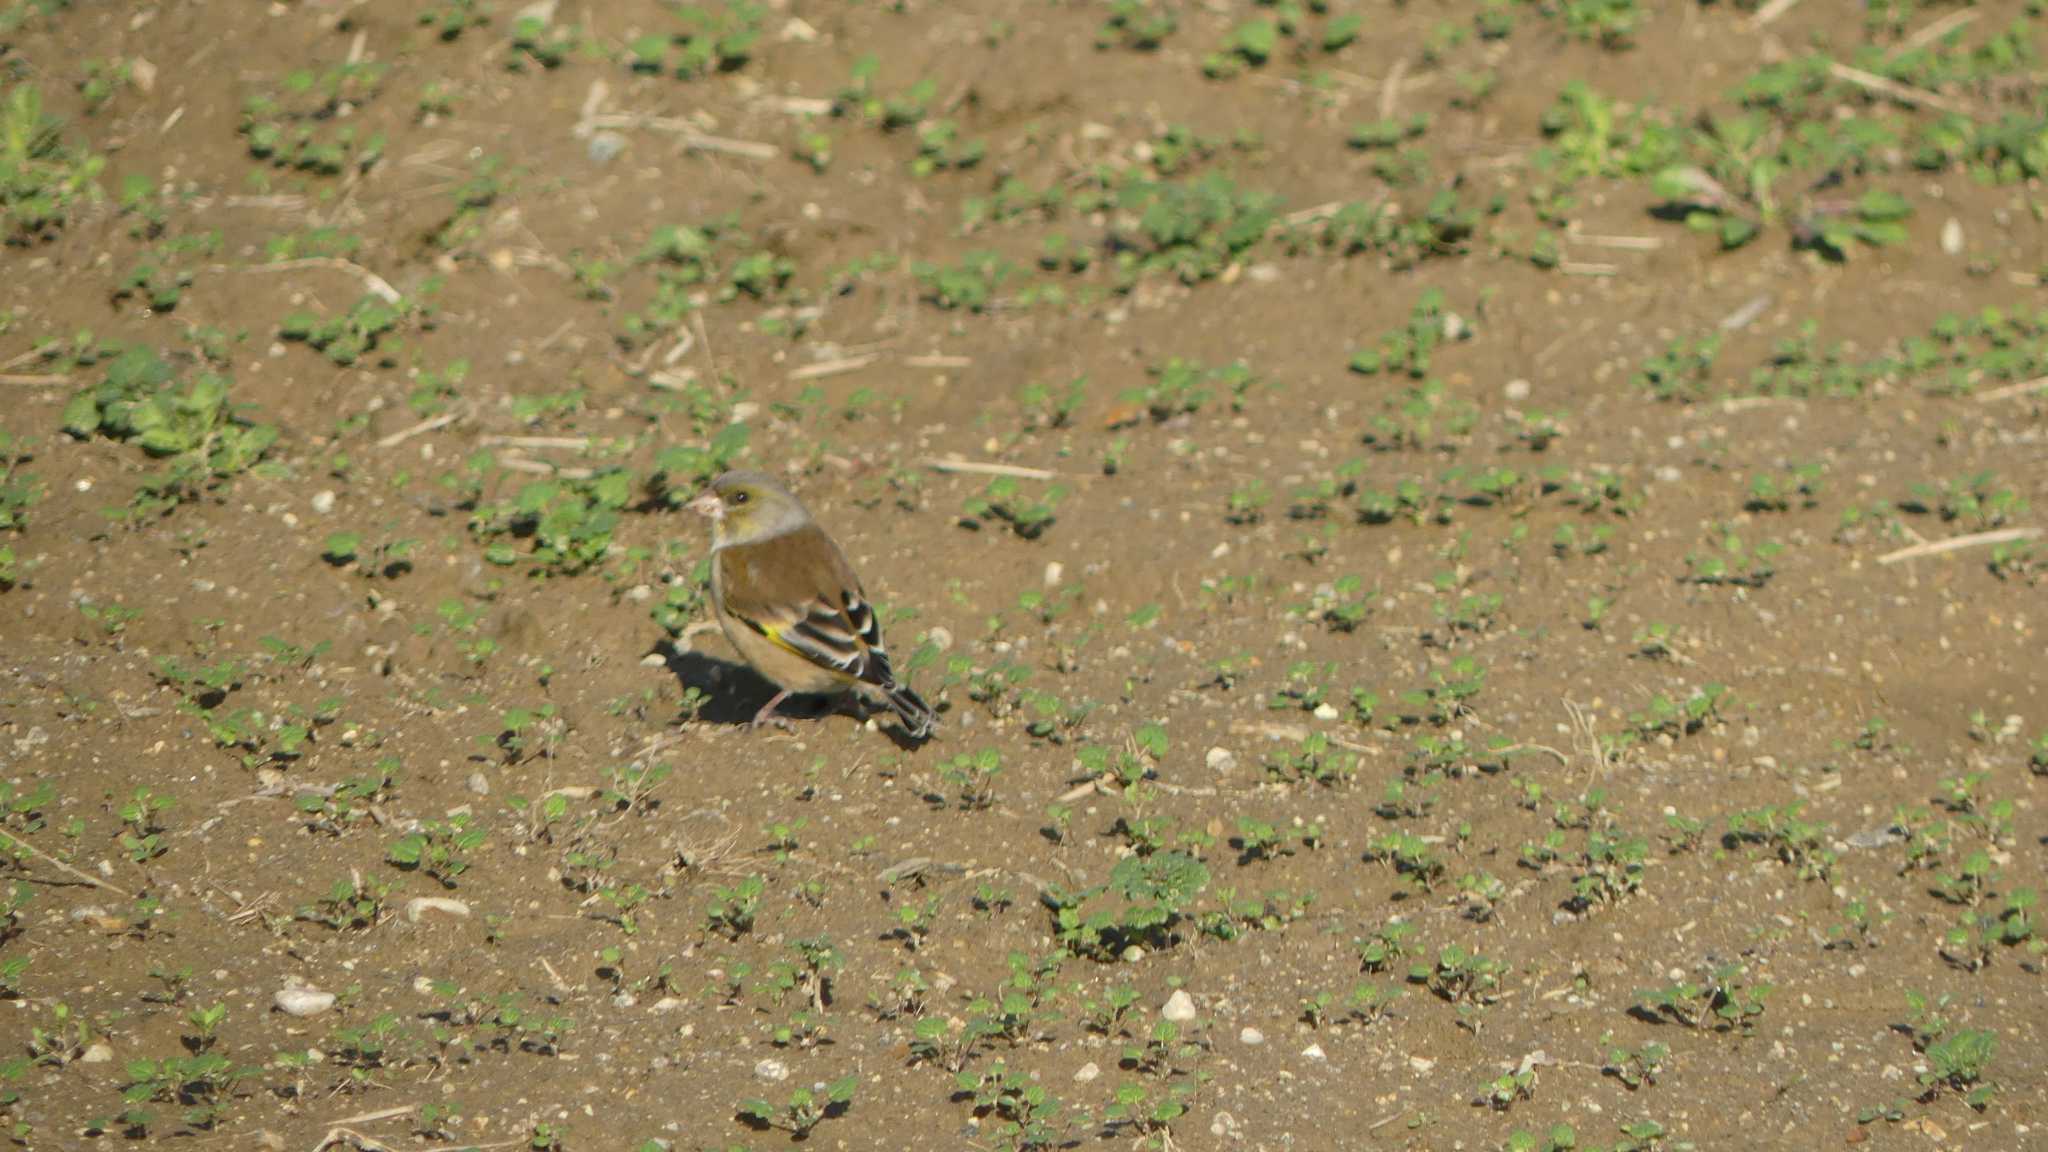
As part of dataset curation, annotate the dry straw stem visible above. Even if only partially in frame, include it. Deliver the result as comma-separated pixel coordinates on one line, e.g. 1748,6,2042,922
583,113,778,160
1719,293,1774,331
497,455,593,478
374,408,464,449
1826,61,1979,117
0,831,138,900
1228,719,1377,756
1876,527,2041,566
309,1108,528,1152
223,258,404,304
1564,699,1618,784
477,434,590,450
1973,376,2048,404
1896,9,1980,54
1379,57,1409,120
1748,0,1805,26
923,457,1059,480
1568,232,1664,251
788,354,879,381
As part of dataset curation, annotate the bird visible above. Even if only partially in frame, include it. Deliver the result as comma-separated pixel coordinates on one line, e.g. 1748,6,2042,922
689,469,937,739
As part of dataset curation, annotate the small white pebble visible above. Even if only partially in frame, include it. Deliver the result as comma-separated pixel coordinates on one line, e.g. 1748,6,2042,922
754,1059,789,1082
1504,378,1531,401
1239,1027,1265,1046
1073,1062,1100,1083
310,490,336,514
1044,561,1063,587
1161,990,1197,1023
1301,1043,1327,1062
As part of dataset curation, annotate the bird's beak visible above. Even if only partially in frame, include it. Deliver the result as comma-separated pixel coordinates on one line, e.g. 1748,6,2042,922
688,490,723,520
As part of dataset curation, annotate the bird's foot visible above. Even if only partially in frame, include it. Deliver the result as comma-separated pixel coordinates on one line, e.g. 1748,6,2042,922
748,690,796,732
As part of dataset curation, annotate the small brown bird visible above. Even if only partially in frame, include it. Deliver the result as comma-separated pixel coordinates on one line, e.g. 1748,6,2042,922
690,470,936,738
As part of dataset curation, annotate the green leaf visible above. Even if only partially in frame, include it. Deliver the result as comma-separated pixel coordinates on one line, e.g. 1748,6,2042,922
825,1074,858,1103
1232,20,1278,63
1323,13,1363,51
62,391,101,437
1135,722,1168,760
1855,188,1911,222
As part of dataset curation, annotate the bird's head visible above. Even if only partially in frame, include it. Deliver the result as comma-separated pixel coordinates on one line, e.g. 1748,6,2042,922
689,470,807,546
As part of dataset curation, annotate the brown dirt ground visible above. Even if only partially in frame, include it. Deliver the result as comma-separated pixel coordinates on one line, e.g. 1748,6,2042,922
1,2,2045,1151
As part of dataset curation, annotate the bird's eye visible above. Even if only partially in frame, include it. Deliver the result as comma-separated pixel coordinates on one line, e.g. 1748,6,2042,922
730,490,750,505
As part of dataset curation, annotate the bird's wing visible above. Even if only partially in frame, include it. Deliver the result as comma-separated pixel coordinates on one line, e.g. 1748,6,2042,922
717,526,894,688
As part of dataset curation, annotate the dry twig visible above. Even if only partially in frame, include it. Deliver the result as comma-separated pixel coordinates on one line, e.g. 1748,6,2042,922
1973,376,2048,404
0,832,137,900
923,457,1058,480
224,258,403,304
1827,62,1978,117
789,354,879,381
374,409,463,449
1748,0,1805,27
1876,527,2040,566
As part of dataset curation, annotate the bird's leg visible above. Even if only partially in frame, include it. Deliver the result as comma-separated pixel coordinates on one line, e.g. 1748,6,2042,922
749,689,795,731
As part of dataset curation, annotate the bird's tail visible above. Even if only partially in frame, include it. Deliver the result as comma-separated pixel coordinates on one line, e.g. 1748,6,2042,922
883,682,937,740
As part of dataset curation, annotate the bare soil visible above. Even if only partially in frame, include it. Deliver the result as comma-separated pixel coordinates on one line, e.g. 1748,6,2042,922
1,2,2044,1151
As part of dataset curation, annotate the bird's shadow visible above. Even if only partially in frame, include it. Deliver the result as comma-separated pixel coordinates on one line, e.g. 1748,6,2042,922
660,645,792,726
658,644,928,750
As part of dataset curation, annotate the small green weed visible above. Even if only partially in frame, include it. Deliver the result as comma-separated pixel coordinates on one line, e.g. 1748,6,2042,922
1635,963,1770,1033
386,814,486,888
62,348,280,518
1,83,104,243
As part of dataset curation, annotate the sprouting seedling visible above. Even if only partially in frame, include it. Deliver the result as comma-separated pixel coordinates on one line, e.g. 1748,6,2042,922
961,477,1066,540
1633,963,1770,1033
1098,0,1176,51
1600,1035,1669,1089
118,788,174,863
385,814,486,888
705,874,764,939
937,747,1002,810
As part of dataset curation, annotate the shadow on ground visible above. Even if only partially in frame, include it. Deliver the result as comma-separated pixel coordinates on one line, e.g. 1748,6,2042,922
659,644,930,750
